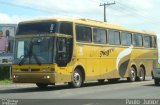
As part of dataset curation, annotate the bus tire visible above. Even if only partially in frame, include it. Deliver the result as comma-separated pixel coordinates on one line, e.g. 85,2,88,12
36,83,48,89
154,79,160,86
137,66,145,81
127,67,137,82
69,69,83,88
98,79,105,84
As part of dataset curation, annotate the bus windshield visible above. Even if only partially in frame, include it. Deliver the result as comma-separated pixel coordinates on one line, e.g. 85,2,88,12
13,37,54,65
16,21,58,35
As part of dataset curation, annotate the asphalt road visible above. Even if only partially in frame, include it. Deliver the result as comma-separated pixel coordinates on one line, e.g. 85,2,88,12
0,77,160,105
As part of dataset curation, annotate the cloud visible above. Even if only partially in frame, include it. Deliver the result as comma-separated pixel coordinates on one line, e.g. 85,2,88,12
0,0,160,36
0,12,22,24
11,0,103,19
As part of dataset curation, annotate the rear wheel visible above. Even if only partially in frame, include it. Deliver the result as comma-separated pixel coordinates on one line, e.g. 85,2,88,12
69,69,83,88
127,67,137,82
137,67,145,81
36,83,48,89
154,79,160,86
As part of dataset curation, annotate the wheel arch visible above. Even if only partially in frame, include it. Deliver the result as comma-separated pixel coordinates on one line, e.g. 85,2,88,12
140,64,146,76
131,64,138,76
73,65,86,81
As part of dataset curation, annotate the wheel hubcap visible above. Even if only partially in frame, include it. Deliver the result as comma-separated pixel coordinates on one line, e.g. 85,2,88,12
140,68,144,80
73,72,81,86
131,69,136,80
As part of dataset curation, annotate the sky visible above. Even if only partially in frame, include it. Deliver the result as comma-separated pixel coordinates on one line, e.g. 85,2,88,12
0,0,160,37
0,0,160,61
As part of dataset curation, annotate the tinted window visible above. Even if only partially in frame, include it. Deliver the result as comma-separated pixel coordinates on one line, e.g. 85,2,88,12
59,22,73,35
76,25,92,42
121,32,132,46
133,34,142,47
144,36,152,48
93,28,107,44
152,36,157,48
108,30,120,45
16,21,57,35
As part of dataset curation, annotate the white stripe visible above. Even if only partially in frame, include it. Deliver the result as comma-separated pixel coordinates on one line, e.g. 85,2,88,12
116,45,133,71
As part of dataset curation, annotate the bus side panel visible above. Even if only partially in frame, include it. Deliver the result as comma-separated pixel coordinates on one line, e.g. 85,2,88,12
100,46,115,79
113,47,133,78
76,43,101,81
131,48,155,77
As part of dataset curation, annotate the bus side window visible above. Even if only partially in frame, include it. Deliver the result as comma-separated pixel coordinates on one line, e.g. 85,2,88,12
93,28,107,44
59,22,73,35
133,33,143,47
152,36,157,48
108,30,120,45
76,25,92,43
144,35,152,48
121,32,132,46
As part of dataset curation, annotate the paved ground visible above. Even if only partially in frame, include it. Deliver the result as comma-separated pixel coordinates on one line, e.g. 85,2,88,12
0,77,160,105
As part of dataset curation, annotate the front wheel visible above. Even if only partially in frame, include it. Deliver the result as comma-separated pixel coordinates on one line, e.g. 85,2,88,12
127,67,137,82
69,69,83,88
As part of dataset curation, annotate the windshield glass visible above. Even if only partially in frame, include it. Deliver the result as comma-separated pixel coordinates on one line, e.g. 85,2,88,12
13,37,54,65
16,21,57,35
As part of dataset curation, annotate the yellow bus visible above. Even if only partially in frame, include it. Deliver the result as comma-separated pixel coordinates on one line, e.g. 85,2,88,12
12,18,158,88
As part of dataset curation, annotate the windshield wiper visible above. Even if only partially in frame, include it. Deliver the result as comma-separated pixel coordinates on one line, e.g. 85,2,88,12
32,53,41,65
18,41,42,66
18,43,31,66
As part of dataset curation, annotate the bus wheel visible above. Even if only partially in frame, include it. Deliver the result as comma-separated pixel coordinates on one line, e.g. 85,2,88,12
154,79,160,86
127,67,137,82
69,69,83,88
98,79,105,84
36,83,48,89
137,67,145,81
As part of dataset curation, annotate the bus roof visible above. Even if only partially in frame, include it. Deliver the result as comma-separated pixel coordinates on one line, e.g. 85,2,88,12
20,18,156,36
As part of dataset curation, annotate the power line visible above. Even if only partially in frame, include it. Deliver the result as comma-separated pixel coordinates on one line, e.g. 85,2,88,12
101,1,160,26
1,0,159,26
100,1,116,22
115,1,159,23
0,1,75,18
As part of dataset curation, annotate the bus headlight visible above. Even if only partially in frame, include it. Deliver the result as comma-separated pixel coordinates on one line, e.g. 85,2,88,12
13,75,19,79
47,76,50,79
13,75,16,78
44,75,50,79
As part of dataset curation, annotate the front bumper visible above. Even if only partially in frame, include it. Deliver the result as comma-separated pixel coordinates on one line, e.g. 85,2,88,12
12,72,56,84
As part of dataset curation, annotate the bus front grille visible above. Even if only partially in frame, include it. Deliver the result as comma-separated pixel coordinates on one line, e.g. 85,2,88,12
21,69,40,72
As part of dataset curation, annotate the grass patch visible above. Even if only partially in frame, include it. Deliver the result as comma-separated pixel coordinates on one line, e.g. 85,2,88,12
0,79,12,84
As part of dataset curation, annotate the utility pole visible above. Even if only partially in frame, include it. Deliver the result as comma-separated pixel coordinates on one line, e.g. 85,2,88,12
100,1,116,22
